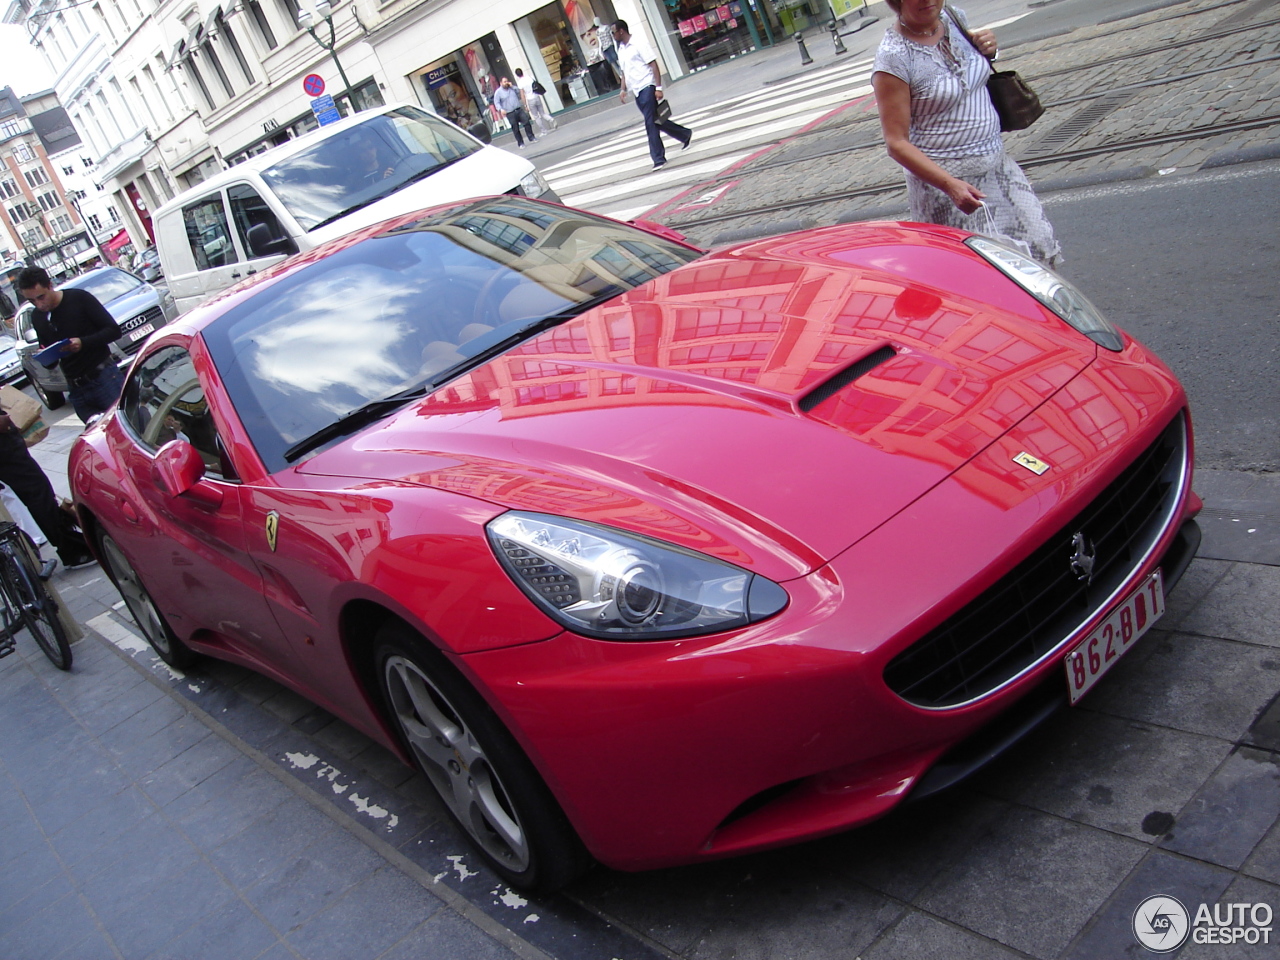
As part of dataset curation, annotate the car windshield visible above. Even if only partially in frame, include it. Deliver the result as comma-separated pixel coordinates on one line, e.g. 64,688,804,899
65,268,143,304
202,197,703,472
260,107,483,232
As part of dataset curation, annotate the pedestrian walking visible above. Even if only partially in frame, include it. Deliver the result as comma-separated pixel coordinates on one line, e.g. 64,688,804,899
17,266,125,423
492,76,536,148
871,1,1060,265
515,67,558,136
613,20,692,171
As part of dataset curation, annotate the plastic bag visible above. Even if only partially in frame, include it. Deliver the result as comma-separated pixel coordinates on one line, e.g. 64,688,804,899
970,202,1033,259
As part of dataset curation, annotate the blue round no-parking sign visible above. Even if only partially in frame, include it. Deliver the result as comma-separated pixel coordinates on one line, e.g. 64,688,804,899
302,74,326,97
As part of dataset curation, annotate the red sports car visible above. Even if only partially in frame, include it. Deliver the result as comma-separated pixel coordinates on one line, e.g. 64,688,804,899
71,197,1200,892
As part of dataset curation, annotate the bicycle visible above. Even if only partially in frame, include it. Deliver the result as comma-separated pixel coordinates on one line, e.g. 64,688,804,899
0,520,72,670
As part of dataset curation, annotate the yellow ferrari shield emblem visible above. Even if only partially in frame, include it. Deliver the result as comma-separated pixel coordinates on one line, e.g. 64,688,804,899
1012,451,1050,476
265,511,280,551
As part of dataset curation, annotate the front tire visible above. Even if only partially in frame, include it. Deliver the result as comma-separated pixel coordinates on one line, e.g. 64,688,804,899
374,621,590,892
29,373,64,410
98,533,196,669
1,543,71,670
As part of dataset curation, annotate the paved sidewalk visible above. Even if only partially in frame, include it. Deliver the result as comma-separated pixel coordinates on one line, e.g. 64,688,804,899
0,412,576,960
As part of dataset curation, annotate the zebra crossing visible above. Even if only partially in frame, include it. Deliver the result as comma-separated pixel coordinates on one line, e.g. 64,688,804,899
540,53,880,222
537,9,1033,223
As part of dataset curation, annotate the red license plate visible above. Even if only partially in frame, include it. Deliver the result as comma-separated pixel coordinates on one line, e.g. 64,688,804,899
128,322,154,342
1065,570,1164,704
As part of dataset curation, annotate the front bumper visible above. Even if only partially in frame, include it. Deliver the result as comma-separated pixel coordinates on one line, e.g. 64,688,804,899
463,393,1196,871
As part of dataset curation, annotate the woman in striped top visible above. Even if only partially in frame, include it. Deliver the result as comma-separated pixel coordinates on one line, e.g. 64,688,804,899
872,0,1060,265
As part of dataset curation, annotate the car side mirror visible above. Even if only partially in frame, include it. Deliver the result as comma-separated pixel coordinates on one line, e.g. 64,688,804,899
152,440,223,508
245,222,297,258
467,121,492,145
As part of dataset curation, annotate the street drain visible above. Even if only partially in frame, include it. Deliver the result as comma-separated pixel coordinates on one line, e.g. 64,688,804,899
1031,92,1134,153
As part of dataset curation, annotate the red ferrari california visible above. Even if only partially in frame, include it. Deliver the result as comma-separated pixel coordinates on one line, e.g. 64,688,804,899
71,197,1200,891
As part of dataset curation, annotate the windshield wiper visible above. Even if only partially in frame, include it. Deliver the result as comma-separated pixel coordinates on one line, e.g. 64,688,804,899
422,289,625,388
283,384,428,463
308,156,472,231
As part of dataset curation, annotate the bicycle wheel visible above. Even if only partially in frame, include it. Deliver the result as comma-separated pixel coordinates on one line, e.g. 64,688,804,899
1,545,72,670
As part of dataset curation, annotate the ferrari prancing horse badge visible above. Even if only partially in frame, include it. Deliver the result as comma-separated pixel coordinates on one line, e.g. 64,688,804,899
1012,451,1051,475
265,511,280,551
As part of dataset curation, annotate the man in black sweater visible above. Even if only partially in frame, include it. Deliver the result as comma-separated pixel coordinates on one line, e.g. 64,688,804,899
17,266,124,423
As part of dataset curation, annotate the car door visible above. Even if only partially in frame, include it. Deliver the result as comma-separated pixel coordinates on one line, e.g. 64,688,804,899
110,342,293,673
227,182,299,278
168,190,244,311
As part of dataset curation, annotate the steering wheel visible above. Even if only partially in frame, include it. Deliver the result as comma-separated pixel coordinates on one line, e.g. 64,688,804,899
142,378,202,447
472,270,525,327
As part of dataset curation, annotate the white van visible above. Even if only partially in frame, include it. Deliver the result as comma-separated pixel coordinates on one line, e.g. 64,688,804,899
153,103,558,314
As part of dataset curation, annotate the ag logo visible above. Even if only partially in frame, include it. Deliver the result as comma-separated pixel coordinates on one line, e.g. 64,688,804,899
265,511,280,552
1133,895,1190,952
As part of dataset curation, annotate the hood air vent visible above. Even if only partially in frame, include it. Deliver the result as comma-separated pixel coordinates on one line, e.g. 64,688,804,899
799,345,896,413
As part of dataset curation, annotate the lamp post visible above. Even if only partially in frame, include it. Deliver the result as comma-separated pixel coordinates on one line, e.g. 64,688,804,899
298,1,356,110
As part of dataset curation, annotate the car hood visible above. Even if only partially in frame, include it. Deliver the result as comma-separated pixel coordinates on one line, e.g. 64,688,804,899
100,285,159,321
297,224,1118,578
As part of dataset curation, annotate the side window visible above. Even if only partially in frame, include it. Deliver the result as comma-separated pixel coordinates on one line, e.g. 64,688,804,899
120,346,237,480
182,194,239,269
228,182,298,260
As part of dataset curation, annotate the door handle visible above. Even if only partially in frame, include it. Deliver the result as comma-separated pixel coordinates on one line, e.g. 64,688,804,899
121,500,140,523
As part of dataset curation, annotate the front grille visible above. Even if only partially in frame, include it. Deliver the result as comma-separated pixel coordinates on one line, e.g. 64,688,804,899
119,306,164,353
884,413,1187,708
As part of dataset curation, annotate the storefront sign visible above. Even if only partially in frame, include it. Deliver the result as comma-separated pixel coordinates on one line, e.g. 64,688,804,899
310,94,341,126
425,62,461,90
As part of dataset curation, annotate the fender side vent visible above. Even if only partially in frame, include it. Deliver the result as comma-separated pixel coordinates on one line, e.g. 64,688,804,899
799,345,896,413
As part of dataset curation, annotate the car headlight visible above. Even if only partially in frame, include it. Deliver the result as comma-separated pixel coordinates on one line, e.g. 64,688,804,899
488,512,788,640
966,236,1123,351
519,169,550,199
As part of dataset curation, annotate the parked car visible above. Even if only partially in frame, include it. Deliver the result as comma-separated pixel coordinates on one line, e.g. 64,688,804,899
70,197,1201,892
133,246,164,283
152,103,558,315
14,266,176,408
0,330,25,387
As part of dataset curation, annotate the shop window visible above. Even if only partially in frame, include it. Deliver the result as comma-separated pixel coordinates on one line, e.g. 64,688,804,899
672,1,762,71
416,34,512,134
515,1,619,110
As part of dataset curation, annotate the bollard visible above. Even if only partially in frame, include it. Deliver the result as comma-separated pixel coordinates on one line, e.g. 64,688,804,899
830,19,847,55
795,30,813,65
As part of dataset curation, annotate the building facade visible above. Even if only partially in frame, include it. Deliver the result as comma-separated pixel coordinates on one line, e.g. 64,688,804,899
4,0,825,242
0,85,105,280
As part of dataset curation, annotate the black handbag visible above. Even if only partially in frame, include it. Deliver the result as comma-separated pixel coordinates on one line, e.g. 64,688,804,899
656,96,672,122
531,79,546,96
946,6,1044,131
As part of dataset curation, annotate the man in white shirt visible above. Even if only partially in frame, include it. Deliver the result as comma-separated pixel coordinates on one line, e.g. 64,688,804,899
514,67,557,136
613,20,692,170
